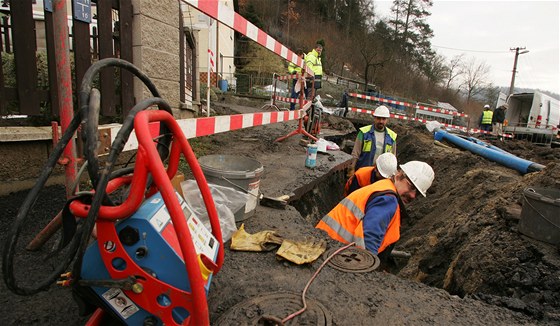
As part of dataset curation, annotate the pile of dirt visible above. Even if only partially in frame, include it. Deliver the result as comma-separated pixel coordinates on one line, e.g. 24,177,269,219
389,120,560,322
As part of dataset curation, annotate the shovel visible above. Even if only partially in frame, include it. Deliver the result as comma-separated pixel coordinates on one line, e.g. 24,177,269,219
220,176,290,209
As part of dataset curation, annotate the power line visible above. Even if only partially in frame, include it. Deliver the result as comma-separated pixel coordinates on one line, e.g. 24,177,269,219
432,44,508,53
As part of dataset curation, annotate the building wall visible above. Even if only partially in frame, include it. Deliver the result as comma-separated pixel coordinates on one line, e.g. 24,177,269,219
132,0,185,116
182,0,236,90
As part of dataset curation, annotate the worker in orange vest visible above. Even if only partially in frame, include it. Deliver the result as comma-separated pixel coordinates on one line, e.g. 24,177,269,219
317,161,434,258
344,152,397,196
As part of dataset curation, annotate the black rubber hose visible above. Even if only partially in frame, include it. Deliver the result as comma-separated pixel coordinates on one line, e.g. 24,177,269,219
78,58,169,188
71,97,172,281
2,101,88,295
2,58,168,296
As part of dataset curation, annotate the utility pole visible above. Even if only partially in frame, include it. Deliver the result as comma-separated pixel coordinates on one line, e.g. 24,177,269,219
508,47,529,95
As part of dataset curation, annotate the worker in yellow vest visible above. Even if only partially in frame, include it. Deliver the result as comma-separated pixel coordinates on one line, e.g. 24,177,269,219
304,40,324,99
479,104,493,132
350,105,397,175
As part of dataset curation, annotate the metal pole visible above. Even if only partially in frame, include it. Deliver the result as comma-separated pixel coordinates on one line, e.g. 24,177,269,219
53,0,77,197
508,46,528,96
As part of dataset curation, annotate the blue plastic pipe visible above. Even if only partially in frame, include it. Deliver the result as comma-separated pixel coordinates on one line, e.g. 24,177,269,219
434,130,545,174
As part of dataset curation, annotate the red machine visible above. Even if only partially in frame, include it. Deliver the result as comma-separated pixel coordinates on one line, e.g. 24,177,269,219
2,59,223,326
71,109,224,325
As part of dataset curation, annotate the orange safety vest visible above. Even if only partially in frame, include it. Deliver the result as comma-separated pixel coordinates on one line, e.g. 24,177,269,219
316,179,401,254
344,166,378,196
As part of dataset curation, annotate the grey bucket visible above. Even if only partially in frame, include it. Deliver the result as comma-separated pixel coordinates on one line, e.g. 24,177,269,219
518,187,560,245
198,155,264,222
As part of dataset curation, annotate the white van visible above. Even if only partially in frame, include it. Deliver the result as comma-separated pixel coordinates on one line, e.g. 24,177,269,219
497,91,559,144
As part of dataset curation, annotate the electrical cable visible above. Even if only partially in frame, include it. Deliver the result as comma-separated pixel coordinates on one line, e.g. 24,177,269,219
71,96,172,283
281,242,356,324
2,58,169,296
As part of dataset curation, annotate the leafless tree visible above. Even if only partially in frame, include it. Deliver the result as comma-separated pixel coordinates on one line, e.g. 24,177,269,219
462,57,490,103
445,54,465,90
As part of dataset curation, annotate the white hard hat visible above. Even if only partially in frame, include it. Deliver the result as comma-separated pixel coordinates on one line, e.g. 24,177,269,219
376,153,397,178
373,105,391,118
400,161,434,197
484,104,490,109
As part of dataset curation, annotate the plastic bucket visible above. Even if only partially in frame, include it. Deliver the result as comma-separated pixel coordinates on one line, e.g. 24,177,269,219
518,187,560,245
198,155,263,222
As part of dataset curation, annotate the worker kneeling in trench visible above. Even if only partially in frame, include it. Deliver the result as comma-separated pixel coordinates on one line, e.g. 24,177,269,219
316,161,434,267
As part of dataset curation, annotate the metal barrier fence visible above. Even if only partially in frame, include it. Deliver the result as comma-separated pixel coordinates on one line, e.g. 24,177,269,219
214,72,290,98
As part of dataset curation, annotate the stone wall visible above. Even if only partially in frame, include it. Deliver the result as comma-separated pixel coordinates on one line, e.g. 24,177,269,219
131,0,194,119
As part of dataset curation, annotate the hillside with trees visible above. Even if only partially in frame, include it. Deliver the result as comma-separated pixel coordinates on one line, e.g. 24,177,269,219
233,0,549,122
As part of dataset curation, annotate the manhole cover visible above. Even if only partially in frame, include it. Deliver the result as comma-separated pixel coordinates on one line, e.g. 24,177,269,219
324,246,380,273
213,292,332,325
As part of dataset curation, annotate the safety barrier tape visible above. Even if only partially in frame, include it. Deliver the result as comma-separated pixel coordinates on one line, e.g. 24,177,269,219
349,107,512,138
276,74,302,81
273,95,310,105
106,109,305,153
349,92,469,118
184,0,312,76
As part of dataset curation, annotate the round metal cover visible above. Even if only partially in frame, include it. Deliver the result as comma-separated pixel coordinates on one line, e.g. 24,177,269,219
213,292,332,325
325,247,380,273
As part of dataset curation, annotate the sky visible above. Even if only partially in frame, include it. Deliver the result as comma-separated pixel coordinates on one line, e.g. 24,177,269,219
374,0,560,95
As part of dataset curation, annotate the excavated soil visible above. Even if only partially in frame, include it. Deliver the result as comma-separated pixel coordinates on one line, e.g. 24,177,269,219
1,99,559,325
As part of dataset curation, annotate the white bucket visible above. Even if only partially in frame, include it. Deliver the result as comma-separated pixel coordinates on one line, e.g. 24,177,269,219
198,155,263,222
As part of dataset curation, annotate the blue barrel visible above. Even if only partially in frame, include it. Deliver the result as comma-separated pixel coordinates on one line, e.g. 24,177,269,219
218,80,228,92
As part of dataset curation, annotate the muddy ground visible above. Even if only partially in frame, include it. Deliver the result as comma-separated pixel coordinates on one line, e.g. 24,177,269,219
1,97,559,325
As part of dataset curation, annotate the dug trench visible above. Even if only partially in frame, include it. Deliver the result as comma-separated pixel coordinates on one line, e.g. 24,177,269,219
288,121,560,323
1,104,559,324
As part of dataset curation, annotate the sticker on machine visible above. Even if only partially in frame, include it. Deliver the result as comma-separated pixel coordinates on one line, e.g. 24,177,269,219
102,288,139,319
150,206,171,232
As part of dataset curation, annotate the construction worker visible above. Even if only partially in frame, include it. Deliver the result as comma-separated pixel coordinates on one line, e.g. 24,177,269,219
492,103,508,140
316,161,434,259
288,49,305,111
350,105,397,174
344,152,397,196
479,104,493,133
304,40,323,99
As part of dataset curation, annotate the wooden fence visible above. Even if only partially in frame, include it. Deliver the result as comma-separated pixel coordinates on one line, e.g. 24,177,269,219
0,0,133,120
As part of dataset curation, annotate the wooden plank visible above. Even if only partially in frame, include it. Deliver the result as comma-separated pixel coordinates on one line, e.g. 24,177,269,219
97,0,116,116
11,0,40,115
71,17,91,108
2,17,10,53
0,24,5,114
118,0,134,117
44,10,60,117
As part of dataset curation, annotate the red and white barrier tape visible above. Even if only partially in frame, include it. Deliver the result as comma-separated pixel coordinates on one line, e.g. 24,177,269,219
273,95,310,105
276,74,302,81
185,0,312,76
349,92,469,118
349,107,512,138
106,109,304,153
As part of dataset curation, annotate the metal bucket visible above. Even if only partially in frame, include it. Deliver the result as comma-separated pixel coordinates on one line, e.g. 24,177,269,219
198,155,263,222
518,187,560,245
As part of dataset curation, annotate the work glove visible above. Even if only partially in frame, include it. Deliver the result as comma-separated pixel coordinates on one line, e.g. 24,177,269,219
276,238,327,265
230,224,283,252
